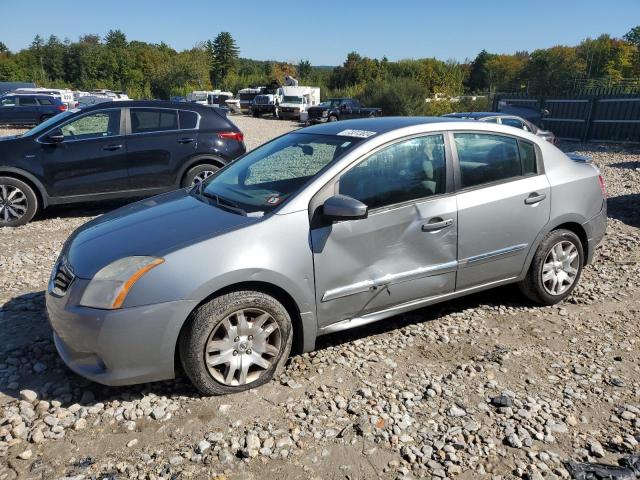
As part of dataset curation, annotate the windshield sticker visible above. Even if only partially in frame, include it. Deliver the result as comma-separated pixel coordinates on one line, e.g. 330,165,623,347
266,195,283,205
337,129,376,139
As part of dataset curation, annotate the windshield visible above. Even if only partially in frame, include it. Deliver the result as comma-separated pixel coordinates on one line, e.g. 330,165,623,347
283,96,303,103
200,133,363,214
318,99,342,108
22,111,74,137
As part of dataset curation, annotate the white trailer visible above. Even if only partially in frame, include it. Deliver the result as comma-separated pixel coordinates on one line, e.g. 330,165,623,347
278,86,321,121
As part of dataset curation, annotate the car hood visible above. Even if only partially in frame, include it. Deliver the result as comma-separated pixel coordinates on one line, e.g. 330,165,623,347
66,189,260,278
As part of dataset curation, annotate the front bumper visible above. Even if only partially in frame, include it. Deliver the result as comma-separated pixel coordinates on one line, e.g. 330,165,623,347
583,199,607,264
308,116,328,124
46,280,197,386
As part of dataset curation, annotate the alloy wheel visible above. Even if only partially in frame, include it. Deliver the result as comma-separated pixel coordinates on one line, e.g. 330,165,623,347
204,308,282,386
0,184,28,223
541,240,579,296
192,170,216,185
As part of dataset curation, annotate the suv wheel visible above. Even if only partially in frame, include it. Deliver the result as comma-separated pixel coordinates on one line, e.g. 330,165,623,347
181,164,220,187
0,177,38,227
518,229,584,305
39,114,53,124
328,115,338,122
179,290,293,395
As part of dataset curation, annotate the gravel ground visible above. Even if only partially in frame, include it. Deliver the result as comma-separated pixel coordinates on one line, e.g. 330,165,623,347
0,118,639,480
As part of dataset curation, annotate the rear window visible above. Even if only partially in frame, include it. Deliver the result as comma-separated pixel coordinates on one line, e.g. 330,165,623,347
131,108,178,133
38,97,54,105
179,110,198,130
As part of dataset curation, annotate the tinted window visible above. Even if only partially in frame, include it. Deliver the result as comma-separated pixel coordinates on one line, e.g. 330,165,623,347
131,108,178,133
19,96,38,106
340,134,446,210
179,110,198,130
38,97,54,105
501,117,525,130
483,117,499,123
60,110,121,140
0,96,16,106
519,140,537,175
455,133,522,188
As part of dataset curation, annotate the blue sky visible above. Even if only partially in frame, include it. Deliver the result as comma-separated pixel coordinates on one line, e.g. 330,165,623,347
2,0,638,65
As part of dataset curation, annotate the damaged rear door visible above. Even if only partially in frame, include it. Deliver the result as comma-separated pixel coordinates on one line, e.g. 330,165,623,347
311,133,458,329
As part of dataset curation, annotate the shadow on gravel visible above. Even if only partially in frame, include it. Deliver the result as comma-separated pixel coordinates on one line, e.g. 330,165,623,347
607,194,640,228
610,161,640,170
1,284,528,406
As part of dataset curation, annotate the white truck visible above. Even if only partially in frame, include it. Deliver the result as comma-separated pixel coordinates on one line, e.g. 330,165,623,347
278,86,321,121
237,86,265,114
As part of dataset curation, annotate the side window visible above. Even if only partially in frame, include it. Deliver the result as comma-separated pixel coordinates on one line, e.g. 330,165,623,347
339,134,446,210
483,117,499,124
130,108,178,134
38,97,54,105
501,117,525,130
179,110,198,130
518,140,537,175
60,110,121,140
18,96,38,106
0,96,16,106
454,133,531,188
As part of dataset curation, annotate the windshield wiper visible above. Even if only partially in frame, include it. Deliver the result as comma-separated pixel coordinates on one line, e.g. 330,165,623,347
199,189,248,216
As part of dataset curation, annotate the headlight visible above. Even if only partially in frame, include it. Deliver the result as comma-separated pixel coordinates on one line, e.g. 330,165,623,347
322,111,328,117
80,256,164,309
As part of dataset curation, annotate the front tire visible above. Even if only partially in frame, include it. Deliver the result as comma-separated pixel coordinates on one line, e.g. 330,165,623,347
179,290,293,395
328,115,339,122
518,229,584,305
0,177,38,227
181,163,220,188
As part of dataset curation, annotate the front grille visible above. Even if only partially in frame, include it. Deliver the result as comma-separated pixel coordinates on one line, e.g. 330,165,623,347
308,110,323,119
51,260,75,296
254,96,270,105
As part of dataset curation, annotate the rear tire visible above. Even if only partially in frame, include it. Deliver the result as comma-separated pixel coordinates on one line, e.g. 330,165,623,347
181,163,220,188
518,229,584,305
179,290,293,396
328,115,339,122
0,176,38,227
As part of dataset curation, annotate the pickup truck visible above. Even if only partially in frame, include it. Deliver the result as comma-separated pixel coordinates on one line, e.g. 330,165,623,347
307,98,382,123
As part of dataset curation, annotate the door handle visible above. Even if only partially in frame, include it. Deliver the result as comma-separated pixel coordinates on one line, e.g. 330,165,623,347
102,144,123,151
178,138,195,144
525,192,546,205
422,218,454,232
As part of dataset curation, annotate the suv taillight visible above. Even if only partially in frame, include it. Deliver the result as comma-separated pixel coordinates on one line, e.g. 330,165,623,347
218,131,244,142
598,174,607,198
57,104,67,112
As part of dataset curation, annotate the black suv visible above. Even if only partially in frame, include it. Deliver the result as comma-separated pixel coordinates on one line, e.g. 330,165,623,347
0,101,246,226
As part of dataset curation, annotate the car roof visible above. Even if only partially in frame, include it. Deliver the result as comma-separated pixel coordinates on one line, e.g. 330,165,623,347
79,100,214,113
297,116,465,136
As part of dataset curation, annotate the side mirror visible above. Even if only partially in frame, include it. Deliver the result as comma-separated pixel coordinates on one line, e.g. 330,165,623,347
46,129,65,144
323,194,368,221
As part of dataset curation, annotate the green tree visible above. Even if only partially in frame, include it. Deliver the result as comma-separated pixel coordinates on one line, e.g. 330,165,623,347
297,59,312,80
208,32,239,88
466,49,496,92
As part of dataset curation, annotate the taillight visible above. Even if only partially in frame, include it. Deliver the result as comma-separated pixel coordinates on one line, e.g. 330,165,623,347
57,104,67,112
218,131,244,142
598,174,607,198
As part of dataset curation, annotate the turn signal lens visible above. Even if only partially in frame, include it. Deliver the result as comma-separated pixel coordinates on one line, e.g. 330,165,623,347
218,131,244,142
598,174,607,198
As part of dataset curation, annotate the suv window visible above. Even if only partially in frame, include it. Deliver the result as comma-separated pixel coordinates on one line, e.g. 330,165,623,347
179,110,198,130
131,108,178,133
18,96,38,106
0,96,16,106
339,134,446,210
60,110,121,140
38,97,54,105
454,133,536,188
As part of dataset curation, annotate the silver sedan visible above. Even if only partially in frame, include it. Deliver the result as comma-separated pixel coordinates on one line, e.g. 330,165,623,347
46,117,607,395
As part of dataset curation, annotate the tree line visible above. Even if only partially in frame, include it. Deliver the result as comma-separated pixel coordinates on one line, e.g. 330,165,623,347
0,27,638,116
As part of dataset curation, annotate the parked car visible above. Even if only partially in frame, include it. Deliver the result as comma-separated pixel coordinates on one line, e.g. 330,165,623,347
443,112,559,145
307,98,382,123
45,117,606,395
0,94,67,126
0,101,245,226
13,87,75,108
